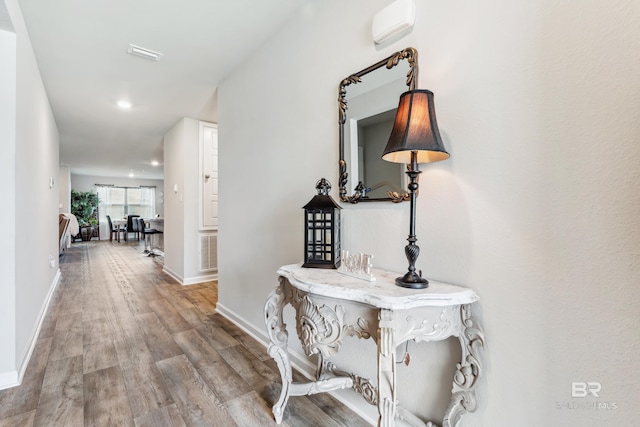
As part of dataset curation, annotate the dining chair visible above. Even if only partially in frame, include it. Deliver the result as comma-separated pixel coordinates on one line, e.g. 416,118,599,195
126,214,140,241
106,215,124,242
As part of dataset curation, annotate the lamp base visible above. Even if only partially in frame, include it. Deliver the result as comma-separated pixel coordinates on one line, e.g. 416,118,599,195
395,271,429,289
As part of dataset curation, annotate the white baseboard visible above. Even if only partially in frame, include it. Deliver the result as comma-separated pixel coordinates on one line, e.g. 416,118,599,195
215,303,316,374
183,272,218,285
162,265,182,284
215,304,272,350
0,269,61,391
214,302,377,425
0,370,19,391
163,266,218,286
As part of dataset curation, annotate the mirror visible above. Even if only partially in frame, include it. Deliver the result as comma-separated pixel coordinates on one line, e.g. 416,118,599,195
338,47,418,203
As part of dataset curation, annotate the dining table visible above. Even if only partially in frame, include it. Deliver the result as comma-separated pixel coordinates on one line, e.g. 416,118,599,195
112,219,128,242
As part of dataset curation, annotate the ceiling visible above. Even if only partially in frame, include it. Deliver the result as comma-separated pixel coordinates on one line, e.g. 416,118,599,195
16,0,307,180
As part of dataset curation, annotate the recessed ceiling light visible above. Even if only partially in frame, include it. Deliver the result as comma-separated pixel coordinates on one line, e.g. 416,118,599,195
127,44,163,61
117,100,132,109
151,160,159,167
128,172,135,178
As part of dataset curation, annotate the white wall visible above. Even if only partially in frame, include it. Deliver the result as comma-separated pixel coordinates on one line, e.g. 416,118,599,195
58,166,70,213
0,23,17,383
182,118,204,282
218,1,640,425
164,119,187,281
163,118,215,285
1,0,60,388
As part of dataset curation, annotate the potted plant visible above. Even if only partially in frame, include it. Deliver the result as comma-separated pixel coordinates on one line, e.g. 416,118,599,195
71,190,99,241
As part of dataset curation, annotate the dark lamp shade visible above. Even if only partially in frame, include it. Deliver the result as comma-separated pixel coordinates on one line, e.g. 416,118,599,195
382,90,450,164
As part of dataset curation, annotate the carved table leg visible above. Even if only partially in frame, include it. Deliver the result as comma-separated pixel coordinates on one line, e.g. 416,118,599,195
443,304,485,427
265,280,354,424
377,309,397,427
264,284,291,424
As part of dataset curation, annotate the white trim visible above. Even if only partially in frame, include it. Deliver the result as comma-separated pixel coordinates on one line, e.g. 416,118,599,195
0,370,19,390
215,304,272,351
215,303,315,374
214,303,376,425
0,269,61,390
182,273,218,285
163,265,218,286
162,265,184,284
17,269,61,379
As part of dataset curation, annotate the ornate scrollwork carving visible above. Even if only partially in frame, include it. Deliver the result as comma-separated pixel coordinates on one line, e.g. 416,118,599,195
398,307,460,344
294,295,347,358
293,292,375,358
323,361,378,406
339,160,362,203
339,159,348,199
443,304,485,427
387,191,410,203
344,316,374,340
386,47,418,90
264,281,295,424
339,75,362,125
352,374,378,406
264,283,289,349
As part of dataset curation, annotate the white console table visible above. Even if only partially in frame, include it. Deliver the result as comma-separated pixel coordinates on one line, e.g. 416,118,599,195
264,264,484,427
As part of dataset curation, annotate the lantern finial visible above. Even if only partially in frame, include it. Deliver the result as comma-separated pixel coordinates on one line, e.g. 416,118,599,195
316,178,331,196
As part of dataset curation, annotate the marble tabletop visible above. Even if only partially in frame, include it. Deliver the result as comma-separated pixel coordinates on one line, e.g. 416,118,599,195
278,263,478,310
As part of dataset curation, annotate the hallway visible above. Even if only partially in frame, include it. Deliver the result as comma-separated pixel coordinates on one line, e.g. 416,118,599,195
0,241,369,426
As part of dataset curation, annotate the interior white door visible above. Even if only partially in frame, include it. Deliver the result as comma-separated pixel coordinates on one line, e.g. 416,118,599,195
200,122,218,229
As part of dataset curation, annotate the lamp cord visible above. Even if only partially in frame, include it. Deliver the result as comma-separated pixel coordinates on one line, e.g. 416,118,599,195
396,340,411,366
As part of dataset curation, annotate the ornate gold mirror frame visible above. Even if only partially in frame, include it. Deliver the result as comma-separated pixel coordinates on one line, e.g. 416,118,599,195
338,47,418,203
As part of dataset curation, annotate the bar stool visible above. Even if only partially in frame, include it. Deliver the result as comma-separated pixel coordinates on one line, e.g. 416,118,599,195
138,218,162,256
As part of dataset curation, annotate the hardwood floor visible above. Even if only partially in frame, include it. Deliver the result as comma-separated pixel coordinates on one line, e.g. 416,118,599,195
0,241,371,427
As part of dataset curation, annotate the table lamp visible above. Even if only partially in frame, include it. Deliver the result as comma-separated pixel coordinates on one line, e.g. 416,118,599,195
382,89,449,288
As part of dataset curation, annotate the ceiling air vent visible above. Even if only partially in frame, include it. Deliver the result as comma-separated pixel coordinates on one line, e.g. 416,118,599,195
126,44,163,61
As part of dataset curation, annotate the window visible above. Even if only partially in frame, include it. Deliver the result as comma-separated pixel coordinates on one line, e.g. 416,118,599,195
96,186,156,222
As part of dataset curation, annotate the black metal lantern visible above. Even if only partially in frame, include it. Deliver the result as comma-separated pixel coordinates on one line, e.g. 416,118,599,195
302,178,341,269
